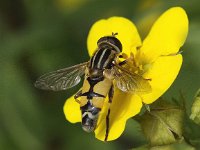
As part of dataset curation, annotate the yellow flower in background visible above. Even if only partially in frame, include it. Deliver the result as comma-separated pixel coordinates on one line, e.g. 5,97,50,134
64,7,188,141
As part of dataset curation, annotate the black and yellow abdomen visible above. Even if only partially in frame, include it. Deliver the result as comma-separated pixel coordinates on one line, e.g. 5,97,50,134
80,76,112,108
80,73,112,132
78,35,122,133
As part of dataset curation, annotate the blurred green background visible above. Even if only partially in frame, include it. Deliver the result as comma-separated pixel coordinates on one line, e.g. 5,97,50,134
0,0,199,150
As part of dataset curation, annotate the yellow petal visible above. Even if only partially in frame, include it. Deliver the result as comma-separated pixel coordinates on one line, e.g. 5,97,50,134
94,88,142,141
139,7,188,63
63,94,81,123
87,17,141,56
141,54,182,104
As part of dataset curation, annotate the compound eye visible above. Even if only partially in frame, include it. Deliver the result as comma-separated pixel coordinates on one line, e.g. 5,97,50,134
97,36,122,53
97,37,107,45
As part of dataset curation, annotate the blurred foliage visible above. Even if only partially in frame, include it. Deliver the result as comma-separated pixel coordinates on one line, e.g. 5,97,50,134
0,0,200,150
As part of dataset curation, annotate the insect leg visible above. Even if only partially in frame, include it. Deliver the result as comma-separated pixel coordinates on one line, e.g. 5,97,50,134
118,60,127,66
104,85,114,141
116,52,136,66
119,53,128,59
74,90,82,104
113,58,127,66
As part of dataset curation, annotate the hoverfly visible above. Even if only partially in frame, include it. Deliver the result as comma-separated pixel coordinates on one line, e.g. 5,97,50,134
34,33,151,141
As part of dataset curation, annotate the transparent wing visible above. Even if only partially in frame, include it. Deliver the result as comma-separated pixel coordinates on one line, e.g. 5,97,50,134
113,65,152,93
34,62,88,91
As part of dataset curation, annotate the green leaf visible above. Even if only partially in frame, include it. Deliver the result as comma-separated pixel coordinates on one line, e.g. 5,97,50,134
149,139,195,150
137,99,184,146
132,139,195,150
190,89,200,125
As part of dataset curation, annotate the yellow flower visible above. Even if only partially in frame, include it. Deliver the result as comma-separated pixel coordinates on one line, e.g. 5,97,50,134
63,7,188,141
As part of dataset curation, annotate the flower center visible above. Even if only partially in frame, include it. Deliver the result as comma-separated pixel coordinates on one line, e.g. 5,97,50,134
119,52,146,76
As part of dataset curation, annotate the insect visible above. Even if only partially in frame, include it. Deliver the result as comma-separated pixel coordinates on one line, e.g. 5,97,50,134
34,33,151,141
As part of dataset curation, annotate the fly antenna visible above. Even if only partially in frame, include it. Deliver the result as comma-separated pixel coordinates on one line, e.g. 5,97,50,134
112,32,118,37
